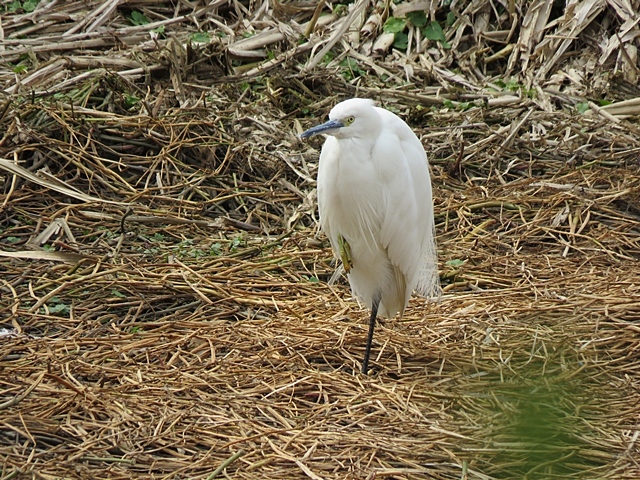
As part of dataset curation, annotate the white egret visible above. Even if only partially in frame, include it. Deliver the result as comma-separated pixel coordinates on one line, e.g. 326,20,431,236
300,98,441,374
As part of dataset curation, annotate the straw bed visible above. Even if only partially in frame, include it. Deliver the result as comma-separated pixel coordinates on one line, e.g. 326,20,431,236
2,0,640,478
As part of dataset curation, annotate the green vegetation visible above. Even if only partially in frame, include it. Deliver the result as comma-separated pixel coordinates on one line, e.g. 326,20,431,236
129,10,150,26
384,11,452,50
6,0,38,13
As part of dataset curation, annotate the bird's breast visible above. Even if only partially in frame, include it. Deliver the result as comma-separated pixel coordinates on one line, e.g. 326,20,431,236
319,143,384,252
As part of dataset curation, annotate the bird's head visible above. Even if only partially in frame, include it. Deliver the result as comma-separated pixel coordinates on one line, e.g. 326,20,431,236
300,98,379,140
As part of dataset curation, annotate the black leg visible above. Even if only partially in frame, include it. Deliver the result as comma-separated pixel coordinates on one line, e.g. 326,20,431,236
362,298,379,374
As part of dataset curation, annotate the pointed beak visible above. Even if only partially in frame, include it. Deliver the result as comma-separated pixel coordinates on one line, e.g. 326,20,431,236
299,119,344,139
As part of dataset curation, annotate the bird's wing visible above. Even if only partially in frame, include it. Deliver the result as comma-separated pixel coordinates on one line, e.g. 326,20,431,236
375,113,441,300
317,135,384,258
316,136,340,254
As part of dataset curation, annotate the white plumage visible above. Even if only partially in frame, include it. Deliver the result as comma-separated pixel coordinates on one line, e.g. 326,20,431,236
300,98,440,373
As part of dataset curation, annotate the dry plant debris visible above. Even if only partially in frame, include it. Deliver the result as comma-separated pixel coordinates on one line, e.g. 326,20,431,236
1,0,640,479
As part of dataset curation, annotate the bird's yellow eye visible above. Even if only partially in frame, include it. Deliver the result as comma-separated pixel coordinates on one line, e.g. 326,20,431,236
344,116,355,126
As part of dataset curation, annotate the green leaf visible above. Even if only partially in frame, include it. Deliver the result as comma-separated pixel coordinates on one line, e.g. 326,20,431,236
446,11,456,26
6,236,20,243
339,57,359,71
598,99,612,106
48,298,70,315
422,21,446,42
124,94,139,107
112,289,126,298
230,237,242,253
339,57,366,80
393,32,408,50
406,11,427,28
383,17,407,34
130,10,149,26
446,259,465,267
209,243,222,256
151,25,165,35
49,303,69,314
334,4,348,15
8,0,21,12
12,64,28,74
576,102,590,114
506,80,521,91
23,0,38,12
190,31,211,43
443,99,471,111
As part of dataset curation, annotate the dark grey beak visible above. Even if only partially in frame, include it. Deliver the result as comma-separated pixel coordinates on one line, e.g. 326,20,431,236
300,119,344,139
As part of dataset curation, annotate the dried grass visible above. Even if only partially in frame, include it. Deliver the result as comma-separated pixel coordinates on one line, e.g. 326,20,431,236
1,1,640,479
